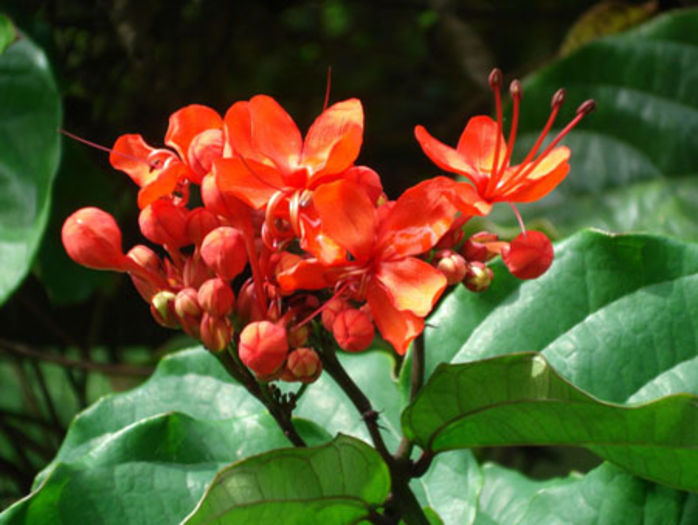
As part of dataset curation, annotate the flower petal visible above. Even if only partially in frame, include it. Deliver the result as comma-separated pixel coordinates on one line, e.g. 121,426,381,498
455,115,507,175
165,104,222,160
501,146,570,203
302,98,364,183
414,125,482,186
298,212,347,266
110,134,156,187
375,257,446,317
377,177,458,258
366,280,423,355
136,163,186,209
214,157,284,210
277,257,338,292
313,179,377,261
248,95,303,173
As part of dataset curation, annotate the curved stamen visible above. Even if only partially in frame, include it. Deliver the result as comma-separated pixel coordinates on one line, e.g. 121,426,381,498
491,80,522,193
486,69,504,197
509,203,527,235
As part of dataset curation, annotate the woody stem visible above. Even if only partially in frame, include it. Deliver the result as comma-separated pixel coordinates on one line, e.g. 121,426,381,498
320,345,429,525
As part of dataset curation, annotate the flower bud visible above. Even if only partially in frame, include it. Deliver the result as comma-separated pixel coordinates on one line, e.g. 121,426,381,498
462,232,500,262
126,244,164,301
200,226,248,281
138,199,190,248
287,324,309,348
175,288,203,338
62,207,127,271
332,308,374,353
286,347,322,384
434,250,467,285
150,290,179,328
200,313,233,352
238,321,288,376
197,277,235,317
321,297,351,331
182,252,211,289
463,261,494,293
187,129,223,181
501,231,554,280
186,207,220,246
236,281,265,323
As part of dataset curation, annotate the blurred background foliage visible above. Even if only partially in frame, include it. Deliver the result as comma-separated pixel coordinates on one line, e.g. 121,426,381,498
0,0,696,509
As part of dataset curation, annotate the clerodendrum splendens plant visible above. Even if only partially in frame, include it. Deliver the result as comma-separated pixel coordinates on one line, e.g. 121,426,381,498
57,68,596,523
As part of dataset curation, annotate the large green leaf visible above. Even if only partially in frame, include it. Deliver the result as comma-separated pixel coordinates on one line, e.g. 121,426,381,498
489,8,698,238
184,434,390,525
403,352,698,491
0,24,61,304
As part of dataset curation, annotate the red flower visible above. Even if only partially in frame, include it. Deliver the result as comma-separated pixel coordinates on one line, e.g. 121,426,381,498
415,71,594,210
278,177,480,354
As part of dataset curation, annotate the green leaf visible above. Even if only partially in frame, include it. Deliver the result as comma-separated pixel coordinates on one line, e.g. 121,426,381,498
490,8,698,239
425,230,698,404
403,352,698,491
0,27,61,304
0,348,329,524
474,462,697,525
0,14,16,54
184,434,390,525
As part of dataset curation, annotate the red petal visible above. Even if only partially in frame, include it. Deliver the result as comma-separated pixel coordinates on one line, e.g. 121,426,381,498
414,125,483,186
366,280,423,355
377,178,457,258
343,166,384,204
302,98,364,183
455,116,507,175
375,257,446,317
313,179,377,261
501,147,570,203
276,258,338,292
110,134,156,187
213,157,284,210
248,95,302,173
165,105,222,160
137,163,186,209
298,212,347,266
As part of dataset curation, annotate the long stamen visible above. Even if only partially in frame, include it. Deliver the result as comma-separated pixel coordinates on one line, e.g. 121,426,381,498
323,66,332,111
486,69,504,197
519,89,565,169
501,99,595,192
59,128,155,168
295,281,350,329
492,80,522,190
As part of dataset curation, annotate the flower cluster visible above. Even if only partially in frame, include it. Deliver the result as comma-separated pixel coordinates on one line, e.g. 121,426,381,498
62,69,593,383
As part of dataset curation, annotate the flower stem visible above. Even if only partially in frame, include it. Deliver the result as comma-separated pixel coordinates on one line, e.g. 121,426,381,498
320,345,429,525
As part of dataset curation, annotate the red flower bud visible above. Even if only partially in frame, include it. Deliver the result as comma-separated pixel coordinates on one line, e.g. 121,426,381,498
463,261,494,293
332,308,374,353
188,129,223,181
138,199,190,248
462,232,501,263
200,313,233,352
62,207,127,271
200,226,248,281
175,288,203,338
238,321,288,376
286,347,322,384
197,277,235,317
236,281,265,323
182,252,211,289
126,244,164,301
501,231,554,280
186,207,220,246
150,290,179,328
435,250,467,285
287,324,309,348
321,297,351,331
